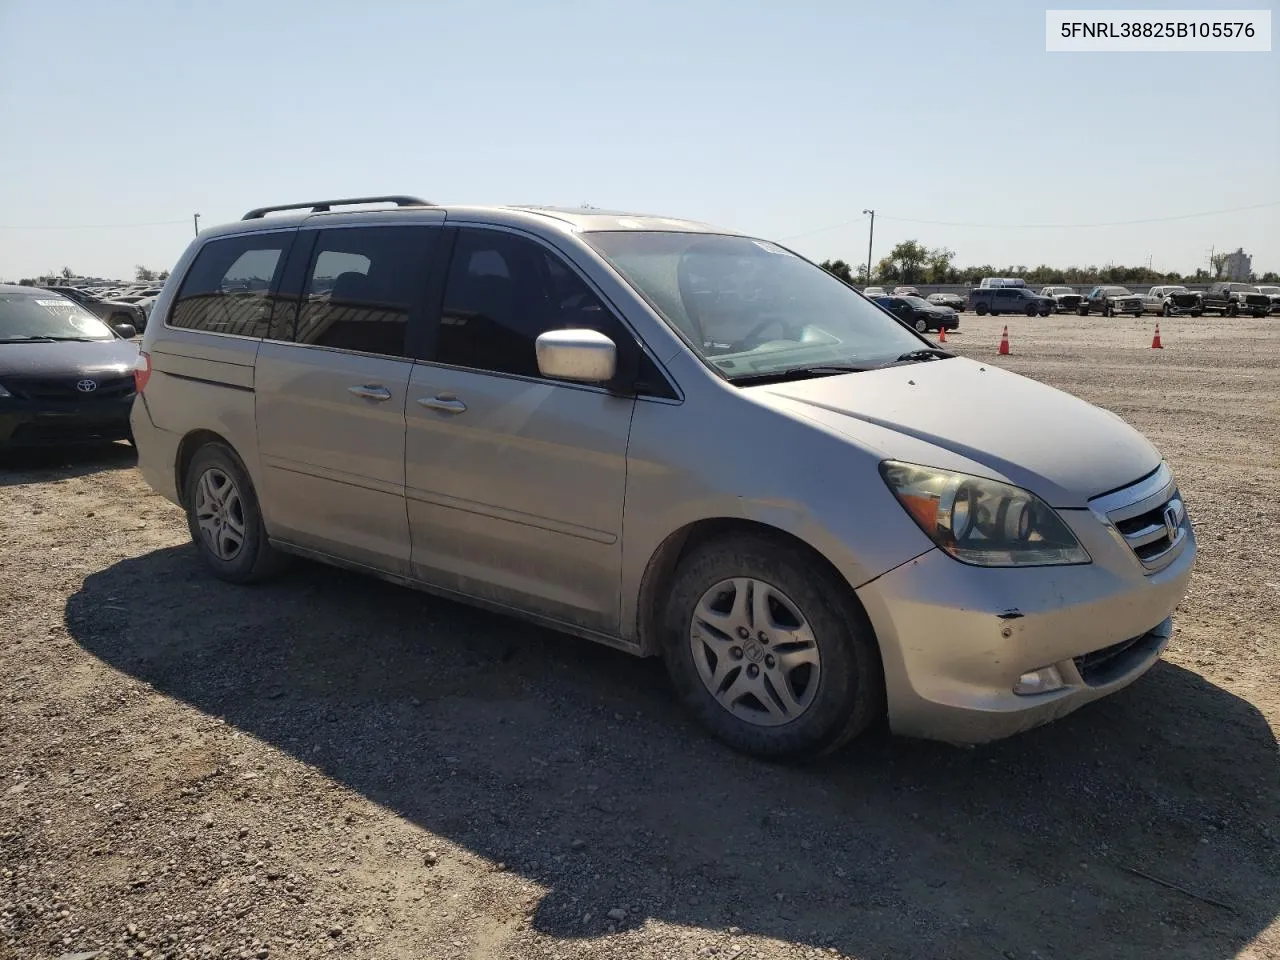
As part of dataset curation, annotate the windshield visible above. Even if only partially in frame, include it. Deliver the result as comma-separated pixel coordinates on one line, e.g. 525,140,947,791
1257,286,1280,294
0,292,115,341
584,232,927,380
1103,287,1133,295
903,296,933,307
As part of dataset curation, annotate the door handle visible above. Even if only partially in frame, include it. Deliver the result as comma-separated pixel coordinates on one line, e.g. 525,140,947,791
348,384,392,402
417,394,467,414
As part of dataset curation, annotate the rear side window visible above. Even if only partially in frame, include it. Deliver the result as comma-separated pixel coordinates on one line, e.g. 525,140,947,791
436,229,621,378
291,226,434,358
169,234,290,336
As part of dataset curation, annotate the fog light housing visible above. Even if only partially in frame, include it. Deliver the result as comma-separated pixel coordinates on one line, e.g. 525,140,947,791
1013,665,1066,696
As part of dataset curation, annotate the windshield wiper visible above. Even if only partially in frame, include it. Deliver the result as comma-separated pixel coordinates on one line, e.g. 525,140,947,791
888,348,955,365
725,363,870,385
0,336,57,343
40,336,104,342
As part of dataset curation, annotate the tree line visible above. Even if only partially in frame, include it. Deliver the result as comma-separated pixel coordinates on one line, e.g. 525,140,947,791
818,241,1278,287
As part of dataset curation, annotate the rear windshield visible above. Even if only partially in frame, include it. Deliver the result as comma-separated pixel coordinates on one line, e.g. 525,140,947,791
0,291,115,342
584,231,926,380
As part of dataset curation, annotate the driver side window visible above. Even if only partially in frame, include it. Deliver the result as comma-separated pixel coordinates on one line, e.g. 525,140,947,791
435,229,625,379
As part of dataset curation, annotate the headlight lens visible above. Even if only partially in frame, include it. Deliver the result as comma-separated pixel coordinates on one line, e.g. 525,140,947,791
880,461,1091,567
0,382,11,398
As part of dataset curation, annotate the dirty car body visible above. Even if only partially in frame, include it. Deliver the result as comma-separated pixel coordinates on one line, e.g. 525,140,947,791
130,199,1195,756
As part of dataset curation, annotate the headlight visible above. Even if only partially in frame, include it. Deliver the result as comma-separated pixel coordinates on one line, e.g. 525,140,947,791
880,462,1091,567
0,383,11,398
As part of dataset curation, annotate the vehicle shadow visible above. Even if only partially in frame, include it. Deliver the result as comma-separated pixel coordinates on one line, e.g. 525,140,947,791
66,547,1278,959
0,441,135,486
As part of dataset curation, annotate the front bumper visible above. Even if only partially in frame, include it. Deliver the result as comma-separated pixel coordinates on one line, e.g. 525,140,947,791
857,506,1196,744
0,397,134,447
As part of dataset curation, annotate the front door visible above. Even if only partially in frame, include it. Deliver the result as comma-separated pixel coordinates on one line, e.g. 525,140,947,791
255,224,440,573
405,228,635,632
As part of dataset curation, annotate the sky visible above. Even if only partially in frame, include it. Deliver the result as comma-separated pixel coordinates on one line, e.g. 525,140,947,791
1,0,1277,282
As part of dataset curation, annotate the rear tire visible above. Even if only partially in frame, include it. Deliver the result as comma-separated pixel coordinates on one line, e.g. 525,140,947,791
183,442,287,584
661,535,884,761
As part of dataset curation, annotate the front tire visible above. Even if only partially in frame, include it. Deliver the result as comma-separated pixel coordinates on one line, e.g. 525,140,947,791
1227,303,1239,317
914,318,928,332
183,442,286,584
661,535,884,760
976,304,989,316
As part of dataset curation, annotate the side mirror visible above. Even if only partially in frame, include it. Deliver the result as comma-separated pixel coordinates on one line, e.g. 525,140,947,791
112,322,137,339
535,329,617,383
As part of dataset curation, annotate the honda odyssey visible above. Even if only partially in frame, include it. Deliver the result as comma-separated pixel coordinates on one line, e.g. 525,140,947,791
130,196,1196,758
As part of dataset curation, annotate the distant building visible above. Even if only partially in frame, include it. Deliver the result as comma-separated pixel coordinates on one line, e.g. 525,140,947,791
1222,248,1252,281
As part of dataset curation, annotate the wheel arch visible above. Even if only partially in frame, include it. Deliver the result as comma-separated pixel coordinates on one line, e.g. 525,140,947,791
634,517,879,660
175,429,237,508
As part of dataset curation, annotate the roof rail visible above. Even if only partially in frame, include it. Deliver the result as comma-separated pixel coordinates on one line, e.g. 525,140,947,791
241,196,432,220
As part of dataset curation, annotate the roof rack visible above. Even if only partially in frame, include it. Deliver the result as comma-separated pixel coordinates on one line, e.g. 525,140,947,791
241,196,432,220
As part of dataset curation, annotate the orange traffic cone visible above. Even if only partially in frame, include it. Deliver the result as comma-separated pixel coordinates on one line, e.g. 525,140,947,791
1151,324,1163,349
937,325,947,344
998,325,1010,355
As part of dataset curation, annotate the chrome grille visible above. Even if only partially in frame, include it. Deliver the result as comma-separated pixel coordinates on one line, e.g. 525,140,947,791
1089,463,1189,573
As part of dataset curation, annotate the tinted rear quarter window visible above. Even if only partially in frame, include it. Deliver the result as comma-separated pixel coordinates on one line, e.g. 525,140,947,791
169,233,291,337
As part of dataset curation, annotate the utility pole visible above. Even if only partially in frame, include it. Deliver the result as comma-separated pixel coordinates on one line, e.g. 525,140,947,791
862,209,875,287
193,213,201,236
1208,245,1214,277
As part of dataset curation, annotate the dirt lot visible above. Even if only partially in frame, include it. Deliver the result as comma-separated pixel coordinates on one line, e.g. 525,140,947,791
2,313,1277,960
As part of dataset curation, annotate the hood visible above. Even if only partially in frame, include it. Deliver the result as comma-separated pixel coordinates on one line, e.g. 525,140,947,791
0,338,138,379
1105,292,1138,300
752,357,1160,508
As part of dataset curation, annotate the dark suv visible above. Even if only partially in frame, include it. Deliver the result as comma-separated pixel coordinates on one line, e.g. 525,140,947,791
968,287,1053,317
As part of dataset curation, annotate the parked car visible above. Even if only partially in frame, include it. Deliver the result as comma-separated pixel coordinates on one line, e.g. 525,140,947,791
130,195,1195,759
891,286,921,297
1141,286,1202,317
968,287,1054,317
1038,286,1082,313
926,292,965,311
862,286,887,298
42,285,147,333
1079,286,1143,317
0,285,139,448
1254,285,1280,314
873,295,959,332
1199,282,1271,318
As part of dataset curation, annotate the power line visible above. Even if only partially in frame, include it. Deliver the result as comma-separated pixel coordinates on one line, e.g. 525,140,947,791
0,219,191,230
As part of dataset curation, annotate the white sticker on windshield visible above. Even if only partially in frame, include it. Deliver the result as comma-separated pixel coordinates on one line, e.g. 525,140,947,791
35,299,72,307
751,240,789,255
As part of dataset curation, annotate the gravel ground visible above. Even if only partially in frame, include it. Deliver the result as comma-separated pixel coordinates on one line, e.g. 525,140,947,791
2,313,1277,960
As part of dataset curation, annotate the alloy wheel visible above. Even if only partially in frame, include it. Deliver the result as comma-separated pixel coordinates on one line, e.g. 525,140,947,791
688,578,822,727
193,467,246,561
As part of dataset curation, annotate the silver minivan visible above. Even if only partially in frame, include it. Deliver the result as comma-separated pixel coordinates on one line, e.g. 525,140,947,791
131,197,1195,759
